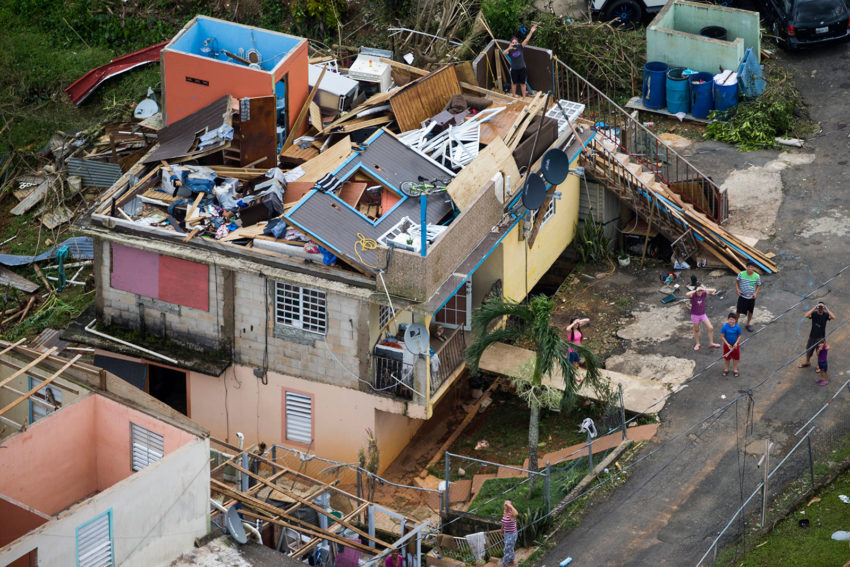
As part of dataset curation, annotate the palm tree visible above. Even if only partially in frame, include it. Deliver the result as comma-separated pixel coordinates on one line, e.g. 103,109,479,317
466,295,606,487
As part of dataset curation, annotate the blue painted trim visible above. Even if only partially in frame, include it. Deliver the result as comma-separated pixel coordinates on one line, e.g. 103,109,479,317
364,128,385,145
433,215,523,314
76,509,114,567
333,152,361,175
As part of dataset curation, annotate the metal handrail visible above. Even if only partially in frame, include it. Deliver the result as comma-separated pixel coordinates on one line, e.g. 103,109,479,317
431,327,466,395
553,57,728,223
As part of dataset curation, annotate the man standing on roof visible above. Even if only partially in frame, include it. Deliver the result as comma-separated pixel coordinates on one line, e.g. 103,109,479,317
502,24,537,98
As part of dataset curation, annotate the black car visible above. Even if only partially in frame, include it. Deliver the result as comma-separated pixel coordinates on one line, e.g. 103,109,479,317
760,0,850,49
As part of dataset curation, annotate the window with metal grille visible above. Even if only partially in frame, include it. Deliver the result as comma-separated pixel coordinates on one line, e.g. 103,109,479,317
275,282,327,335
541,199,556,228
378,305,393,331
284,391,313,445
130,422,164,472
76,510,113,567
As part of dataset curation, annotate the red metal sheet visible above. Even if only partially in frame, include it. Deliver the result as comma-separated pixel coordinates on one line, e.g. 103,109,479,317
158,255,209,312
65,41,168,106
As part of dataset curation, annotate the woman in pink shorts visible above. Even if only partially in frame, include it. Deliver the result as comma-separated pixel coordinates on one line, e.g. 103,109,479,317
686,286,720,351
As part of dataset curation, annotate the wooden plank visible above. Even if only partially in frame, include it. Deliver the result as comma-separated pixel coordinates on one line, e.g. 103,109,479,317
222,222,269,242
478,102,526,145
422,379,502,474
211,478,381,552
0,267,39,293
299,135,353,182
141,189,179,203
41,206,73,230
290,503,370,559
281,66,326,154
309,101,322,131
389,65,462,132
0,354,81,417
11,178,50,215
336,115,392,133
446,137,518,211
454,61,477,86
0,348,57,392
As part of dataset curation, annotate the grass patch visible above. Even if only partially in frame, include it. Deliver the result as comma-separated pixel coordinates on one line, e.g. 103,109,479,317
730,468,850,566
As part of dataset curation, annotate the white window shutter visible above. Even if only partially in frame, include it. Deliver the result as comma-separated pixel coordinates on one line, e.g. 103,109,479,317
77,511,113,567
285,392,312,444
130,423,164,471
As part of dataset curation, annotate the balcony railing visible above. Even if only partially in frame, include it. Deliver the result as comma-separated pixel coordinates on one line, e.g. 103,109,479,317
430,327,466,397
552,58,728,223
371,352,414,401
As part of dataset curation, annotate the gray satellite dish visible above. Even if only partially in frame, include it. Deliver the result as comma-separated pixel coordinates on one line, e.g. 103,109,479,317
403,323,430,355
225,505,249,544
133,98,159,120
541,148,569,185
521,174,547,210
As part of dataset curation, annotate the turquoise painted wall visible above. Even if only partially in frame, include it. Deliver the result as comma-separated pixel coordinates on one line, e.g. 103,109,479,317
647,0,760,74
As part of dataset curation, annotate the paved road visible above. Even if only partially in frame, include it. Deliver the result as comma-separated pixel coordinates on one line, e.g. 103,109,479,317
537,40,850,566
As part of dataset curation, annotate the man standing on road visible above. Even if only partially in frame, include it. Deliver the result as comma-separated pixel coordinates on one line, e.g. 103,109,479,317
799,301,834,368
502,24,537,98
736,261,761,332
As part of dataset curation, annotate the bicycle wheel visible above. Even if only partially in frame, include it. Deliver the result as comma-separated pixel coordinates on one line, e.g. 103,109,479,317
400,181,423,197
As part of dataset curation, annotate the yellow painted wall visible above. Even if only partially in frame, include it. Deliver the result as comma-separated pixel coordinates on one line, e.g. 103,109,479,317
501,174,580,301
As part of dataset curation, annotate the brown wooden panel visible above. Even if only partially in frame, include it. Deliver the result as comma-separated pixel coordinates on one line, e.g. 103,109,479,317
389,66,462,132
238,96,277,169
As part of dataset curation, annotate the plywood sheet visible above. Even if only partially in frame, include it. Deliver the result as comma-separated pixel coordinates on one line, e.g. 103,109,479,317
284,181,317,204
478,102,526,145
298,135,353,182
238,96,277,169
389,65,462,132
446,138,519,211
0,266,39,293
337,181,368,207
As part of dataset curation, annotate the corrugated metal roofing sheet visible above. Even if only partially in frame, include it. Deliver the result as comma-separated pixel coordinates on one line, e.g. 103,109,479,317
0,237,94,266
67,158,123,188
143,95,232,164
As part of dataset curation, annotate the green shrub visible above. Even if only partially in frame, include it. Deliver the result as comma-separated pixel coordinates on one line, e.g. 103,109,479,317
481,0,533,41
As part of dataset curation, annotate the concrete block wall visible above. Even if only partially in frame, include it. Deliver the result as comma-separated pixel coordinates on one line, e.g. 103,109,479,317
647,0,759,74
96,240,227,351
232,271,370,389
376,182,504,301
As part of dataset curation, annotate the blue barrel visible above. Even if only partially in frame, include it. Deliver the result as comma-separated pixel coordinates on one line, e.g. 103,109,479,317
689,72,714,119
713,74,738,119
642,61,669,109
666,67,689,114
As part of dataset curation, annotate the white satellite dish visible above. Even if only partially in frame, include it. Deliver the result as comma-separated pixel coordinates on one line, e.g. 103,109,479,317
225,505,249,544
403,323,430,355
134,87,159,120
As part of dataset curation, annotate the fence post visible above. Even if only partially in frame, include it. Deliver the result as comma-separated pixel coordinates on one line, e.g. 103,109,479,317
241,452,250,492
587,432,594,474
444,452,451,519
761,438,769,528
543,462,551,514
618,383,627,440
272,444,277,463
356,468,362,499
807,436,815,487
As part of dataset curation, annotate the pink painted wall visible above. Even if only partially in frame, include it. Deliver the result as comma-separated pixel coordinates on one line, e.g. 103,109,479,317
0,395,97,515
0,498,48,547
0,394,197,516
189,365,423,472
111,243,159,298
94,395,196,490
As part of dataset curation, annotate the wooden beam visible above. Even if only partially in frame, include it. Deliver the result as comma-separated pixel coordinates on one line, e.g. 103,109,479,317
0,348,57,392
237,508,376,553
211,480,378,553
0,354,81,417
227,461,392,547
281,66,326,154
291,502,370,559
0,339,27,357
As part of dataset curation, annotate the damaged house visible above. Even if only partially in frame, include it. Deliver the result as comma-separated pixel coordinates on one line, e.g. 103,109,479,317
65,15,606,471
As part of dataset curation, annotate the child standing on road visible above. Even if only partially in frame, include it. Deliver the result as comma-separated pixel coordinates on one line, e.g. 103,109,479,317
686,285,721,351
816,342,829,386
720,313,742,377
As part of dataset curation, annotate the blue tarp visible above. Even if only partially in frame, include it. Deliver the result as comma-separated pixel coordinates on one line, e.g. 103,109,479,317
737,48,767,100
0,237,94,266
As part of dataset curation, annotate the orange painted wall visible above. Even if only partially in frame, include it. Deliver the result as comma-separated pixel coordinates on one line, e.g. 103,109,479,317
0,394,198,516
162,41,308,128
94,395,197,491
0,395,97,515
0,498,47,547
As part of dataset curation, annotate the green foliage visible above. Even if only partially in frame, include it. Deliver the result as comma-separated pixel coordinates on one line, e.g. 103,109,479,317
290,0,347,40
517,505,554,547
705,66,814,151
481,0,533,41
575,220,612,265
4,290,94,342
